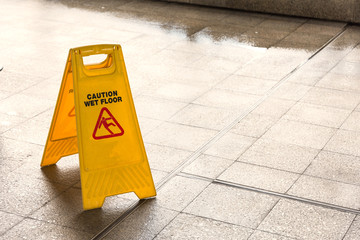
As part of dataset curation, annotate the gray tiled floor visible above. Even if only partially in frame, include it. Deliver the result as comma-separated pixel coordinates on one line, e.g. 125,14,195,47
1,0,360,239
183,184,280,228
258,199,355,240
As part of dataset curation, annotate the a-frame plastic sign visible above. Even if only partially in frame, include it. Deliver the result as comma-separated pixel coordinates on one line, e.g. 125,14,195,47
41,44,156,210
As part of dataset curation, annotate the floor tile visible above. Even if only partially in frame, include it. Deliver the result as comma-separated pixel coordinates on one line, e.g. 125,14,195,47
137,117,163,136
0,113,26,134
124,34,177,56
243,27,289,42
182,154,234,179
0,137,44,162
0,172,67,216
279,32,332,48
252,98,296,118
142,82,207,102
1,218,92,240
194,24,251,44
235,48,308,80
305,151,360,185
116,0,168,13
0,93,54,118
20,79,62,101
5,56,61,79
104,200,178,240
248,230,295,240
288,175,360,209
287,68,327,86
328,28,360,50
1,117,51,145
283,102,351,128
235,62,293,81
144,122,217,151
341,111,360,132
14,154,80,187
190,55,245,74
343,215,360,240
296,20,346,35
0,159,23,175
198,23,250,39
155,213,253,240
133,95,187,121
218,162,299,193
221,12,266,27
0,70,43,93
160,65,228,87
262,48,311,66
152,15,208,36
155,176,210,212
302,48,349,72
162,3,229,21
204,132,256,160
235,36,278,48
0,210,24,235
302,57,341,73
184,184,279,228
150,49,203,68
301,87,360,110
150,169,168,186
316,72,360,93
257,18,303,32
168,39,262,63
263,119,336,149
169,103,238,130
33,106,55,123
274,40,320,52
193,29,276,48
240,138,319,173
272,82,311,101
30,187,135,234
91,28,142,44
231,113,278,138
0,91,12,101
344,45,360,63
145,143,192,172
258,199,355,240
193,88,261,110
325,129,360,156
331,61,360,77
215,75,277,95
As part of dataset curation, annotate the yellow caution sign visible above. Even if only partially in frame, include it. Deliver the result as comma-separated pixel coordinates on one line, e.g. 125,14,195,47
41,44,156,210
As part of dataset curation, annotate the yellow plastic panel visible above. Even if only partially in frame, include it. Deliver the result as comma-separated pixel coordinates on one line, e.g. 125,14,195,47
41,53,78,167
72,45,156,210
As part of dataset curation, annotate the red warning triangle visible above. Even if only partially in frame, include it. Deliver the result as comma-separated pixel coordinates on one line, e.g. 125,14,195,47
92,107,124,140
68,106,75,117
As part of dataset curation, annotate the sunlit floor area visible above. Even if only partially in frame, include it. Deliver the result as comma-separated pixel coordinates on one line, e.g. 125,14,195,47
0,0,360,239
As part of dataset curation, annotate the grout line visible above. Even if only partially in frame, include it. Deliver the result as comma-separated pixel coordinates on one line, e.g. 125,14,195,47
250,195,282,236
171,172,360,215
213,179,360,215
341,216,357,240
151,211,182,240
90,199,148,240
92,23,350,240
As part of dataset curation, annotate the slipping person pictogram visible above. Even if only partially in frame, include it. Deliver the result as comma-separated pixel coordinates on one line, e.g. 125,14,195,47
99,117,116,135
93,107,124,140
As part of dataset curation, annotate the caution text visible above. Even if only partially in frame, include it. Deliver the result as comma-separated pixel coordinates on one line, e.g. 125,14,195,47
84,90,122,107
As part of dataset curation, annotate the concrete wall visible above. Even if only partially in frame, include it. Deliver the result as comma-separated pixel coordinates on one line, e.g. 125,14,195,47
162,0,360,23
